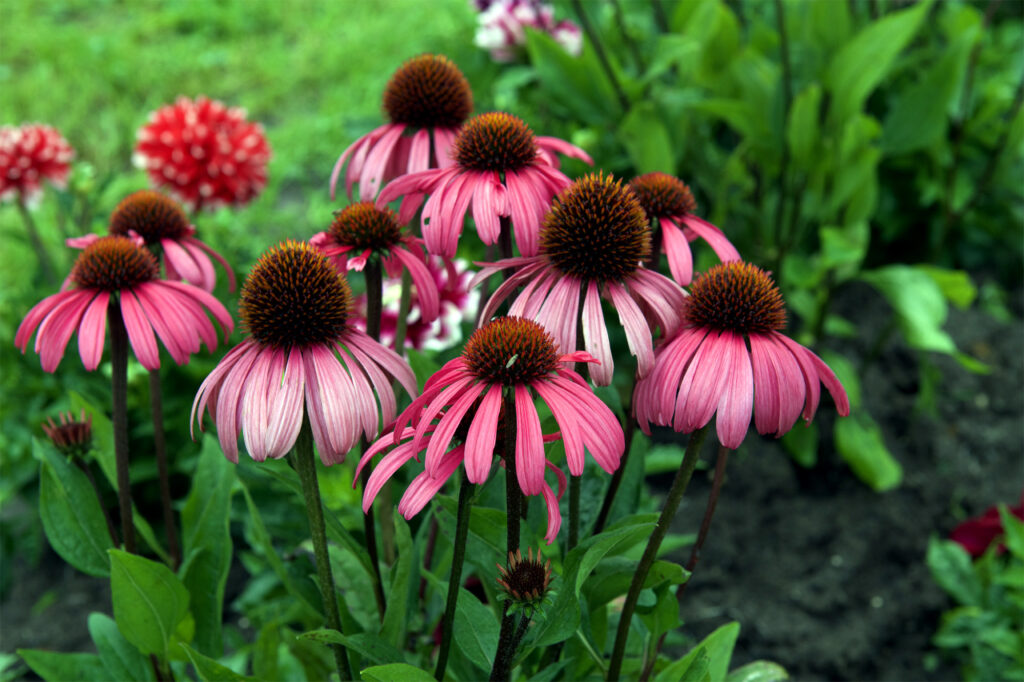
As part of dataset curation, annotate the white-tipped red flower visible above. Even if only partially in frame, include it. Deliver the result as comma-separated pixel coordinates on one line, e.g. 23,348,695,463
134,96,271,212
633,262,850,448
473,0,582,62
16,235,232,372
0,124,74,207
474,173,686,385
629,173,740,286
358,316,623,543
377,111,591,258
331,54,473,202
192,240,416,465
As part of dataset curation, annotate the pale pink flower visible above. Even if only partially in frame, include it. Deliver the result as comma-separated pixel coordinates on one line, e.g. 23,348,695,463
191,241,417,465
357,316,623,543
473,0,582,62
629,173,740,286
0,124,74,207
310,201,439,324
68,190,235,292
473,173,686,385
633,262,850,449
330,54,473,202
376,111,592,258
16,235,232,372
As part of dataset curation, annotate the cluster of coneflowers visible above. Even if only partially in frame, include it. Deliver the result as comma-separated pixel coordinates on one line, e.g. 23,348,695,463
12,53,848,681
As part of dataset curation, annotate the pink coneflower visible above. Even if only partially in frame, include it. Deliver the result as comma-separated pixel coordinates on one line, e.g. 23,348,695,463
69,190,235,292
357,316,623,542
473,0,582,62
311,201,439,324
0,124,75,206
633,261,850,448
629,173,740,286
191,240,417,464
15,235,232,372
474,173,686,385
330,54,473,202
134,96,271,212
377,111,592,258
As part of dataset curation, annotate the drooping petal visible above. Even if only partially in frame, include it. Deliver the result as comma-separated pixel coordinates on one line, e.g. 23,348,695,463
532,380,584,475
76,290,110,370
119,289,161,370
674,330,727,434
394,247,440,323
582,280,613,386
362,438,425,512
398,445,466,518
34,289,95,373
212,340,263,462
660,218,693,286
540,480,562,544
464,384,502,483
424,381,486,477
241,347,280,461
471,171,505,246
359,123,406,201
191,340,251,438
606,281,655,378
185,236,236,291
304,344,359,464
344,328,417,399
407,128,431,174
535,136,593,166
162,238,205,288
514,384,545,496
16,290,80,352
714,331,754,449
536,275,580,357
261,347,306,459
682,214,741,264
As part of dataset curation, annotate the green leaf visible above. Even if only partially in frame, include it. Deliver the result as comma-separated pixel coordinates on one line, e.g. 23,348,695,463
453,589,500,672
998,506,1024,560
524,28,619,126
180,436,236,657
17,650,107,682
819,222,869,278
926,537,983,606
406,349,440,390
654,646,710,682
619,102,676,174
88,612,154,682
781,422,818,468
644,443,688,476
109,548,192,661
916,266,977,309
35,438,112,577
299,630,405,666
361,662,435,682
787,83,822,169
584,557,688,607
664,622,740,682
181,643,254,681
834,413,902,491
725,660,790,682
436,495,505,559
575,516,657,595
826,0,933,124
380,510,414,646
860,265,956,354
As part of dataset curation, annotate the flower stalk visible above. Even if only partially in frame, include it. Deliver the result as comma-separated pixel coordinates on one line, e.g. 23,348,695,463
149,368,180,569
108,300,136,554
291,417,353,682
607,425,710,681
491,391,521,682
434,472,474,681
16,199,58,286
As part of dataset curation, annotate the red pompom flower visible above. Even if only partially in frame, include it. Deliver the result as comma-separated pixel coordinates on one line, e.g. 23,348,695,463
134,96,271,212
0,124,75,207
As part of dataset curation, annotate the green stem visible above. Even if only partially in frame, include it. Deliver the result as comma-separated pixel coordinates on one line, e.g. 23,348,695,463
149,368,180,569
592,391,637,535
291,419,353,682
392,269,413,354
571,0,630,113
108,301,136,554
16,199,58,286
490,392,521,682
607,425,709,681
679,444,730,597
771,0,793,278
435,473,474,681
568,475,580,552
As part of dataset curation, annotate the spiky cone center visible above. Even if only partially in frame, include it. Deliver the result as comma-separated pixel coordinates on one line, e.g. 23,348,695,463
42,410,92,458
70,235,159,290
452,112,537,173
463,317,559,385
686,262,786,334
629,172,696,219
496,548,552,604
540,172,651,282
382,54,473,129
240,240,352,349
329,202,403,252
109,190,191,243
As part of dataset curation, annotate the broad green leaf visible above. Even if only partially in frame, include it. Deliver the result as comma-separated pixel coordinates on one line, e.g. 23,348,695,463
664,622,740,682
834,413,902,492
584,557,688,607
637,582,684,641
781,422,819,468
524,28,619,126
860,265,956,354
826,0,933,124
299,630,405,666
88,612,153,682
17,650,107,682
725,660,790,682
181,644,254,681
252,624,281,682
619,102,676,174
575,515,657,595
642,35,700,85
180,436,236,657
819,222,868,278
436,495,505,559
654,646,710,682
644,443,687,475
35,438,112,577
109,548,192,661
361,662,435,682
926,537,983,606
380,511,414,646
454,589,501,672
787,84,822,170
998,506,1024,560
606,430,649,525
916,266,977,309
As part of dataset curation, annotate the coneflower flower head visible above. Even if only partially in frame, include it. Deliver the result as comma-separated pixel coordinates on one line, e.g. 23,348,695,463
105,189,236,292
475,172,685,385
193,240,416,464
42,410,93,459
17,235,232,371
496,548,554,610
462,315,560,385
331,54,472,201
329,202,404,254
627,172,740,286
452,112,538,174
634,261,850,449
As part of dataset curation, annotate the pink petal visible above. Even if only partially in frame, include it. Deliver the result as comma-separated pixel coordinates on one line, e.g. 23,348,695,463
262,348,305,459
582,280,613,386
514,384,545,496
119,290,161,370
540,480,562,544
394,247,440,323
398,445,466,518
532,380,584,475
715,331,754,449
16,290,80,352
34,290,94,373
344,329,417,399
185,236,236,292
464,384,502,483
535,136,593,166
362,438,423,512
241,347,280,461
537,275,580,357
606,281,655,378
674,330,727,434
660,218,694,286
471,171,505,245
213,340,263,462
682,214,741,263
77,290,110,370
424,381,486,477
304,344,358,464
162,238,204,288
407,128,431,174
359,123,406,201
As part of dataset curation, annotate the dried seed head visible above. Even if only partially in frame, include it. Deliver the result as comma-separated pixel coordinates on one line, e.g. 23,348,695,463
382,54,473,129
463,317,559,385
240,240,352,348
42,410,93,459
109,190,192,243
496,548,553,606
70,235,159,290
452,112,537,173
685,262,786,334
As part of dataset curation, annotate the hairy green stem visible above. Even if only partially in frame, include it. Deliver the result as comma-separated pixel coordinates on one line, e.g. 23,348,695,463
435,473,474,681
292,419,353,682
607,425,709,681
108,301,136,554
